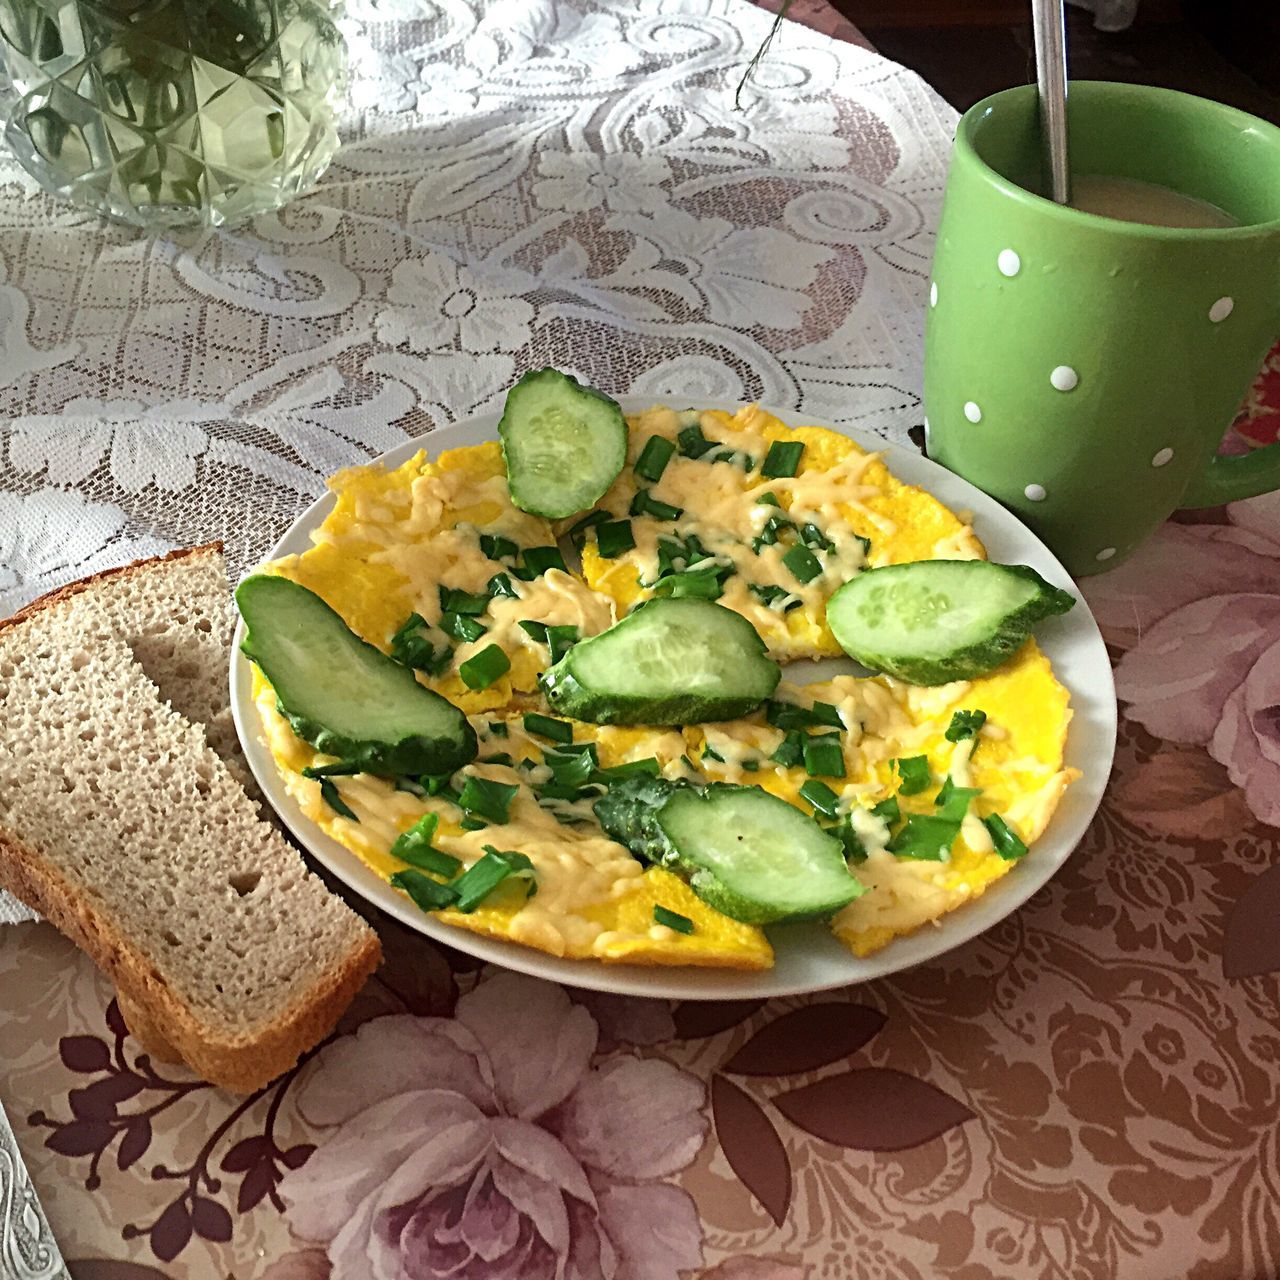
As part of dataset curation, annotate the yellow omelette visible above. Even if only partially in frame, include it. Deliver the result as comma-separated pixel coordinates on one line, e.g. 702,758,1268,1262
684,640,1076,955
580,405,986,661
263,443,614,716
248,403,1076,970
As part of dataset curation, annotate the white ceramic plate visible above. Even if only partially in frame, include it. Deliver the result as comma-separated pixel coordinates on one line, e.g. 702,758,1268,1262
230,400,1116,999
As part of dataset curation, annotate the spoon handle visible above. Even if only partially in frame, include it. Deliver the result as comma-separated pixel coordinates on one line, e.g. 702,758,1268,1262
1032,0,1071,204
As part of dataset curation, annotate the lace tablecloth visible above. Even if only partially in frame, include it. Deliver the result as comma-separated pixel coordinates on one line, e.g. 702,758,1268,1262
2,2,1280,1277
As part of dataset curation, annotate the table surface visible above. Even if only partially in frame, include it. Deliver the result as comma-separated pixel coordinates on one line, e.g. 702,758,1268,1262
3,2,1280,1278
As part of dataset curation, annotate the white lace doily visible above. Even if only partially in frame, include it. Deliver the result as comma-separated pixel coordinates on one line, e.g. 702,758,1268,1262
0,0,958,925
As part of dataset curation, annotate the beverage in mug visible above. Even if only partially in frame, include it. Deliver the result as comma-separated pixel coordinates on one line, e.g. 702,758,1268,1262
924,82,1280,576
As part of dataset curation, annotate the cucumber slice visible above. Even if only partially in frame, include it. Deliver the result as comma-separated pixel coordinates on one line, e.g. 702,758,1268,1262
594,778,864,924
540,598,780,725
237,575,477,776
826,560,1075,685
498,368,628,518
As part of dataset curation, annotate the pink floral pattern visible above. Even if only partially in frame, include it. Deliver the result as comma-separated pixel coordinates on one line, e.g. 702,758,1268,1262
278,974,706,1280
1083,492,1280,828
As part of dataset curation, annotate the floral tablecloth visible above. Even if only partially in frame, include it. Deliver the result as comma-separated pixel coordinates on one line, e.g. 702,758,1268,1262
2,1,1280,1277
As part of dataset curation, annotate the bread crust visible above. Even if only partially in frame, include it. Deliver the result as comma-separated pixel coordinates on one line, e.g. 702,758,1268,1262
0,546,382,1093
7,542,226,628
0,826,379,1091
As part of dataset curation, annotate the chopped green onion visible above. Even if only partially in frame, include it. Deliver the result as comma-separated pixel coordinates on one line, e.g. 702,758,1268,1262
453,847,536,912
547,624,579,663
595,519,636,559
487,720,509,738
652,566,727,600
518,621,580,662
871,796,900,824
702,742,725,763
457,776,519,824
545,747,596,789
800,522,834,552
635,435,676,482
423,772,459,801
480,533,519,562
677,424,714,458
749,583,803,612
389,613,452,676
766,699,843,730
440,611,487,643
318,778,359,821
390,815,462,877
783,544,823,584
762,439,804,478
487,573,520,600
461,816,488,831
458,643,510,691
894,756,932,796
630,489,684,521
522,545,567,576
390,868,458,911
534,781,591,802
751,513,792,551
439,585,489,616
565,510,610,547
945,709,988,742
653,905,694,934
523,712,573,744
595,757,661,782
707,447,756,471
799,779,841,818
394,776,427,798
935,777,981,821
756,491,782,507
833,818,868,863
771,729,805,767
742,758,759,771
482,752,513,767
984,813,1029,860
855,534,872,557
887,814,961,861
302,762,361,779
804,733,845,779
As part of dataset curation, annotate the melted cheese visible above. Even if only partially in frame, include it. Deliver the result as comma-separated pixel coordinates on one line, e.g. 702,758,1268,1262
252,671,771,969
263,443,612,715
245,404,1075,970
580,405,985,660
684,640,1076,956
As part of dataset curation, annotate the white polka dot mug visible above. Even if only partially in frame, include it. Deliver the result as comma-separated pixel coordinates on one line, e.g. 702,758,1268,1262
924,82,1280,576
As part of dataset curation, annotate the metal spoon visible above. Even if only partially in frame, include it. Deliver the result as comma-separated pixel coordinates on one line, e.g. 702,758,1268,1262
1032,0,1071,204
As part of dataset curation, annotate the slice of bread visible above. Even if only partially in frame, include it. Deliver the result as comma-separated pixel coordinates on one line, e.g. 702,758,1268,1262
12,544,253,791
0,552,380,1092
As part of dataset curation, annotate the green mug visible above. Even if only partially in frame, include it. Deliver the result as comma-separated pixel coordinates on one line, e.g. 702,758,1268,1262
924,81,1280,576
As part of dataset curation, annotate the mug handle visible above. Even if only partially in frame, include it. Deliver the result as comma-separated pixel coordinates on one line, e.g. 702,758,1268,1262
1180,439,1280,508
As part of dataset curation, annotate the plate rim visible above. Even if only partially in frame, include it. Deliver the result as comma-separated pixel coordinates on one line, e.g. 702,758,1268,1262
230,400,1117,999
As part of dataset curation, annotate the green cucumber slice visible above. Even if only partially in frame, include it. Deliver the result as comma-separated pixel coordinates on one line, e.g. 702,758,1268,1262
826,560,1075,685
540,598,780,725
237,575,477,776
498,368,628,518
594,778,864,924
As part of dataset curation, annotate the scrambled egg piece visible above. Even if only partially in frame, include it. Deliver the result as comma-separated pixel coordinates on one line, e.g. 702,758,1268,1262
253,671,772,969
580,405,985,660
263,443,613,716
685,640,1076,956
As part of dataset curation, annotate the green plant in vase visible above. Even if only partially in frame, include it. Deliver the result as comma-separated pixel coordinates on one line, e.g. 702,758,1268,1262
0,0,347,229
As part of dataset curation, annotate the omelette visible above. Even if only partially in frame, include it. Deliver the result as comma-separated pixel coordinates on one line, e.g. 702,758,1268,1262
266,442,614,715
249,402,1075,970
579,405,985,660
